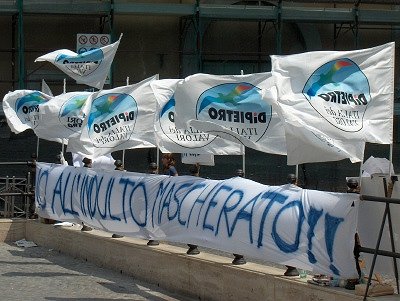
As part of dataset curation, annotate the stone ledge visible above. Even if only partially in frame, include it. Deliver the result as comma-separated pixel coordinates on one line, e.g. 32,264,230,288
19,219,376,301
0,218,26,242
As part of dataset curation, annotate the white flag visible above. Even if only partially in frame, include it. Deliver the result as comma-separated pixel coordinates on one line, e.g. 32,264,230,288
41,79,53,97
35,34,122,90
2,90,52,134
174,73,287,155
271,42,394,147
151,79,243,155
33,91,92,143
67,75,158,159
261,86,366,165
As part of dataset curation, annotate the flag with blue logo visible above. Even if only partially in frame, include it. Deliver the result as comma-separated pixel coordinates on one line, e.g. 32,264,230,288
32,91,92,143
67,75,158,159
2,89,92,143
271,42,394,164
174,73,287,156
35,34,123,90
2,90,52,134
151,79,244,155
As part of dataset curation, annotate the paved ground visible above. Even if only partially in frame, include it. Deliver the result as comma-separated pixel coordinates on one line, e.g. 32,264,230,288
0,242,196,301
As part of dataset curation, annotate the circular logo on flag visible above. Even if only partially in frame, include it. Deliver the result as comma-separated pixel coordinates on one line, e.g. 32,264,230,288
302,58,370,132
15,92,50,128
159,96,217,148
87,93,137,148
55,48,104,77
59,93,90,133
195,83,272,142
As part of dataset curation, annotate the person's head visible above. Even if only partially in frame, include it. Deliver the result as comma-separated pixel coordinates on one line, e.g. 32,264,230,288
31,153,37,161
148,162,158,174
236,169,244,178
346,178,359,193
189,163,200,177
55,154,62,164
114,159,124,171
161,153,176,168
287,173,297,185
82,157,92,168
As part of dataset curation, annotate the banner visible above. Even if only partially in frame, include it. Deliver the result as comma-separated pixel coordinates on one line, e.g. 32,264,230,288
151,79,243,155
174,73,287,155
270,43,394,163
2,90,52,134
67,75,158,158
181,153,215,166
36,162,359,278
35,34,123,90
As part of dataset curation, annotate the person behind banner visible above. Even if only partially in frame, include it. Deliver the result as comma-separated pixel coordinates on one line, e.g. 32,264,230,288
81,158,93,231
112,159,125,238
148,162,158,174
147,154,178,247
114,159,125,172
232,169,246,265
161,153,178,176
26,153,38,219
186,163,201,255
283,173,300,276
82,157,92,168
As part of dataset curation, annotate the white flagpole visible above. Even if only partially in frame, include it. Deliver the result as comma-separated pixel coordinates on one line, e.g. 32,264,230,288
61,78,67,155
358,142,366,191
240,70,246,176
121,77,130,166
389,144,393,176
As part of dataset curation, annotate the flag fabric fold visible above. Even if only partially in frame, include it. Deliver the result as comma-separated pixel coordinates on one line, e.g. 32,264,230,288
271,43,394,143
2,90,52,134
67,75,158,159
35,34,123,90
33,91,92,143
270,42,394,164
151,78,243,155
174,72,287,156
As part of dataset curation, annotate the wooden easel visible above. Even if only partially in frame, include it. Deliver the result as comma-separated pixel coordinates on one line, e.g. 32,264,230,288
360,176,400,300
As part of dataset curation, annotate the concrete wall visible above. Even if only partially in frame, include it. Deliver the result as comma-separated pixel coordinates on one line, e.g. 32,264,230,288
0,219,26,242
15,219,368,301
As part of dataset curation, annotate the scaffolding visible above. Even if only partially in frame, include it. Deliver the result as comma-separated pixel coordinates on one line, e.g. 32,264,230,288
0,0,399,89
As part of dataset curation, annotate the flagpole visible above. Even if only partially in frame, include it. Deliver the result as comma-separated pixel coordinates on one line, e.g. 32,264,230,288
121,77,130,166
36,137,40,159
389,144,393,176
240,69,246,175
358,143,366,191
61,78,67,155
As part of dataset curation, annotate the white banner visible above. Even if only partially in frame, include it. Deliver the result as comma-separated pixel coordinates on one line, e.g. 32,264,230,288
35,34,122,90
67,75,158,158
181,153,215,166
174,73,287,155
2,90,52,134
36,162,359,278
151,79,243,155
270,43,394,164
